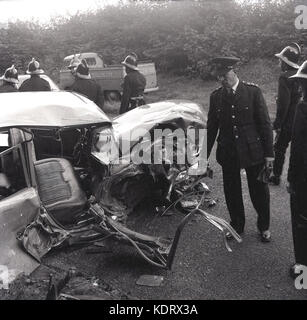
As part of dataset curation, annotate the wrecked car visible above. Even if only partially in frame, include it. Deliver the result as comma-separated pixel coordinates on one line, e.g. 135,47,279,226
0,91,241,282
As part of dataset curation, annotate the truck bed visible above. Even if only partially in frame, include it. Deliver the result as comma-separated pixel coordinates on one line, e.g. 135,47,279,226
60,62,158,94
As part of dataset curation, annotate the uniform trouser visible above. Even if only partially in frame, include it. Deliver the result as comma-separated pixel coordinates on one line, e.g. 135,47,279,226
222,162,270,234
290,184,307,266
273,128,292,177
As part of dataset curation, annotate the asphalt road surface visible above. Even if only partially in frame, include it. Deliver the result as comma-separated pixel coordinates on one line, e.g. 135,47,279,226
37,145,307,300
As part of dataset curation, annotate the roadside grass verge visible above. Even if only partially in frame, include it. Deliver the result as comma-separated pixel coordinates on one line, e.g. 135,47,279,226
104,58,279,120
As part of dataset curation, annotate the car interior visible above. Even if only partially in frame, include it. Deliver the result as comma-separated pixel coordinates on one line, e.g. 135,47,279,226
1,126,175,227
0,128,92,225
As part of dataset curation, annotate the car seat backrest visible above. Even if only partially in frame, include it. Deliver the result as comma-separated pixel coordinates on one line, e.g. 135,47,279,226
34,158,87,225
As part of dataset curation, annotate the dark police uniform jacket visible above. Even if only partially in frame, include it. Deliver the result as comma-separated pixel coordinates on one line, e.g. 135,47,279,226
19,75,51,92
288,101,307,186
273,69,301,131
207,81,274,169
0,83,18,92
119,70,146,114
69,78,104,110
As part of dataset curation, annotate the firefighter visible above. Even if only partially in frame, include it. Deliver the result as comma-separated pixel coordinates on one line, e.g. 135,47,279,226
269,43,302,185
287,61,307,276
119,54,146,114
68,59,104,110
207,57,274,242
19,58,51,92
67,55,81,79
0,65,19,92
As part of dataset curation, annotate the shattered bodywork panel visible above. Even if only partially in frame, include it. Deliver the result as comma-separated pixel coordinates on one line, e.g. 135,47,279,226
91,100,209,217
112,100,207,153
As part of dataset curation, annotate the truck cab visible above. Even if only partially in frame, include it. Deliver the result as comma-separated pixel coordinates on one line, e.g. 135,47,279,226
62,52,104,69
60,52,159,101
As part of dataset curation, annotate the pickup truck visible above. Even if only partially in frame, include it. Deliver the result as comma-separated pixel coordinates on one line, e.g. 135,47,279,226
59,52,159,100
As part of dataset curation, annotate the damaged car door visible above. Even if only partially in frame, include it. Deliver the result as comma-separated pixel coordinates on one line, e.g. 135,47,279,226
0,130,40,283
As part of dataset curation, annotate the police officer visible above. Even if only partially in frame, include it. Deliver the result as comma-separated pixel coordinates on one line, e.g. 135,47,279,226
119,54,146,114
0,65,18,92
207,57,274,242
287,61,307,276
68,59,104,110
19,58,51,92
269,43,302,185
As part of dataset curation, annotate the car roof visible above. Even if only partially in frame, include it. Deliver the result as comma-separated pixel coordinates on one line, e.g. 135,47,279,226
0,91,111,129
64,53,98,61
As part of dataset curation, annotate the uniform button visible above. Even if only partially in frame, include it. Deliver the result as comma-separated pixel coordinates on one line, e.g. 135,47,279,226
234,125,237,129
232,115,235,119
231,105,235,109
235,135,239,139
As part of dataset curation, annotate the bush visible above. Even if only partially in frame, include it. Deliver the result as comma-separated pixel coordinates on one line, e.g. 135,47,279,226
0,0,305,79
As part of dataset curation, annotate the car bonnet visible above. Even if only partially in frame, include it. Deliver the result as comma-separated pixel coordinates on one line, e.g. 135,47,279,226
0,91,111,129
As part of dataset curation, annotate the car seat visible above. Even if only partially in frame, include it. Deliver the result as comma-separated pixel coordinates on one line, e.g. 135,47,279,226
34,158,87,225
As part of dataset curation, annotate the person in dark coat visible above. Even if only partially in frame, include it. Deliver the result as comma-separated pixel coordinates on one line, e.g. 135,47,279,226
207,57,274,242
119,54,146,114
0,65,19,92
269,44,302,185
19,58,51,92
287,61,307,277
68,59,104,110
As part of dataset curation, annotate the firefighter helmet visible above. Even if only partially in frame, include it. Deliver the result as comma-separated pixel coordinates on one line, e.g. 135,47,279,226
68,55,82,70
26,58,44,74
121,54,139,71
290,60,307,79
275,44,301,69
75,59,91,79
1,65,18,84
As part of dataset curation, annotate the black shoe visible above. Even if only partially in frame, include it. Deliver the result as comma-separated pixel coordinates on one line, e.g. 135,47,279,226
269,175,280,186
260,230,271,242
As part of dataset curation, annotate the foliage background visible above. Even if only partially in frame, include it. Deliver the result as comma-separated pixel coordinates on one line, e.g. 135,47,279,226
0,0,306,80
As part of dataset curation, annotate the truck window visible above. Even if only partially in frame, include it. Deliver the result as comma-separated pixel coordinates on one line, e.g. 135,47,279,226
85,58,96,66
62,59,72,70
